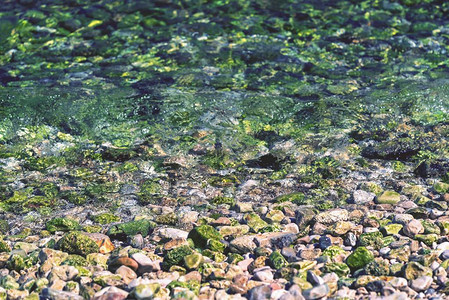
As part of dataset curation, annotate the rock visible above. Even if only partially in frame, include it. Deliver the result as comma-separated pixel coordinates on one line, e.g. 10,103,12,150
344,232,357,247
314,209,348,225
381,224,403,235
219,225,250,237
248,285,271,300
162,245,193,271
318,236,332,250
346,247,374,270
352,190,376,204
158,228,189,240
184,252,203,270
295,207,315,230
49,265,79,281
269,250,288,269
107,220,154,241
41,288,83,300
109,257,138,272
376,191,401,205
410,275,432,292
86,233,115,254
326,221,353,236
393,214,414,225
302,284,330,300
87,253,108,269
57,231,100,256
244,213,269,233
402,219,424,238
307,271,324,286
46,218,81,233
229,235,257,254
115,265,137,285
415,159,449,178
39,248,69,273
187,225,223,249
415,234,438,246
128,234,144,249
93,286,129,300
362,138,420,160
405,262,432,280
253,268,273,282
133,283,161,300
131,252,160,274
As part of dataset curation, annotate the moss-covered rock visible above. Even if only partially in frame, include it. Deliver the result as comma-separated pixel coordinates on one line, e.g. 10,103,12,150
269,250,288,269
244,213,269,233
364,258,390,276
346,247,374,270
358,231,384,249
61,254,89,267
57,231,100,256
376,190,401,205
323,262,350,277
91,213,120,225
187,225,223,249
107,219,154,241
162,245,193,271
46,218,81,233
0,240,11,253
404,261,432,280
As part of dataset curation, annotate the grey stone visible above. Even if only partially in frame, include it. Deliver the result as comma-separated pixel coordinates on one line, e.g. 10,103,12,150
41,288,83,300
302,284,330,300
248,285,271,300
410,276,432,292
353,190,376,204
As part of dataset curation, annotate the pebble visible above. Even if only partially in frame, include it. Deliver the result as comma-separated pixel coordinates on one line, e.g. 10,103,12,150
302,284,330,300
410,276,433,292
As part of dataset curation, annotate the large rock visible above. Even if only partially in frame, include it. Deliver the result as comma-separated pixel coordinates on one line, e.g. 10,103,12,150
187,225,223,249
46,218,81,233
57,232,100,256
314,209,348,225
107,219,154,241
346,247,374,270
376,191,401,205
229,235,257,254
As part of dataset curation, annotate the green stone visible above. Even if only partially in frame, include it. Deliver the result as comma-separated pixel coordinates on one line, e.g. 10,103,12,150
421,220,441,235
6,252,33,272
364,258,390,276
184,253,203,270
162,245,193,271
388,246,411,262
359,231,384,249
404,261,432,280
322,245,345,262
107,219,154,241
46,218,81,233
57,231,100,256
323,262,350,277
62,254,89,267
91,213,120,225
438,220,449,235
208,239,226,253
269,250,288,269
0,241,10,253
359,182,383,195
415,234,438,246
244,213,269,233
187,225,223,249
381,224,403,235
265,210,285,223
0,275,19,290
434,182,449,194
390,263,404,276
425,200,448,211
376,190,401,204
219,225,249,237
346,247,374,270
86,253,108,269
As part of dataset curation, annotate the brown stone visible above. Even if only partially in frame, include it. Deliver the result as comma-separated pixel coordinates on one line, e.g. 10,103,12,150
163,238,190,251
211,217,231,226
87,233,115,254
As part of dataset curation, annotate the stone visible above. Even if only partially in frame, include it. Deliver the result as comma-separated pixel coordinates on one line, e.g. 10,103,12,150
318,236,332,250
295,207,315,230
162,245,193,271
229,235,257,254
244,213,269,233
247,285,271,300
219,225,250,237
415,234,438,246
184,252,203,270
57,231,100,256
405,262,432,280
326,221,353,236
393,214,414,225
302,284,330,300
133,283,161,300
306,271,324,286
46,218,81,233
403,219,424,238
109,257,138,272
128,234,144,249
86,233,115,254
131,252,160,274
49,265,79,282
314,209,348,225
187,225,223,249
41,288,83,300
376,191,401,205
158,228,189,240
381,224,403,235
353,190,376,204
115,265,137,285
410,275,432,292
346,247,374,270
107,220,154,241
93,286,129,300
39,248,69,273
269,250,288,269
253,269,273,282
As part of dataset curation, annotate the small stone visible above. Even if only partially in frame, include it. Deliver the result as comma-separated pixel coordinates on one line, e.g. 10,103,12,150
352,190,376,204
381,224,403,235
306,271,324,286
41,288,83,300
131,252,161,275
344,232,357,247
403,220,424,238
158,228,189,240
57,232,99,256
184,252,203,270
46,218,81,233
115,265,137,285
187,225,223,249
253,269,273,282
318,236,332,250
133,283,161,300
314,209,348,225
393,214,414,225
128,234,144,249
93,286,129,300
405,262,432,280
247,285,271,300
410,276,432,292
302,284,330,300
229,235,257,254
346,247,374,270
109,257,139,272
376,191,401,205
